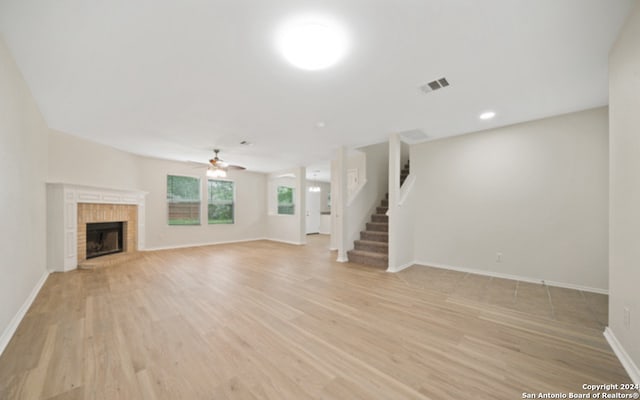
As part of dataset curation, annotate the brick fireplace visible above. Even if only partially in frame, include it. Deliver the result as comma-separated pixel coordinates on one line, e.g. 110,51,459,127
46,184,146,272
77,203,138,263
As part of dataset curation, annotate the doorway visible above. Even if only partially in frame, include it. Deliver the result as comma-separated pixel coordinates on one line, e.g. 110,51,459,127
306,187,321,234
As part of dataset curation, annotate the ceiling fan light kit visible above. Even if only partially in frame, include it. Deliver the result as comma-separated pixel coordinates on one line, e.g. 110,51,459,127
205,149,246,179
207,167,227,178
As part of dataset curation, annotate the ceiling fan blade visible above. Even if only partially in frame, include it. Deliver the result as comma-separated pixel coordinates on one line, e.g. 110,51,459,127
208,149,246,171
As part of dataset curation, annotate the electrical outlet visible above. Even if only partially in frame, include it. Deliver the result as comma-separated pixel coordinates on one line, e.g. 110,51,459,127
624,307,631,329
496,252,503,263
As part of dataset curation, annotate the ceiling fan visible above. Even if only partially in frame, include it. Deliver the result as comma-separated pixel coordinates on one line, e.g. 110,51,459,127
207,149,246,178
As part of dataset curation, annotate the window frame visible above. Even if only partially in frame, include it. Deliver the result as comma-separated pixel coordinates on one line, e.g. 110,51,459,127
207,179,235,225
277,185,295,216
166,174,202,226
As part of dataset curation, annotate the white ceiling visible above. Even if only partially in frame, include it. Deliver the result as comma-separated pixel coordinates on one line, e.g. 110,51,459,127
305,160,331,182
0,0,633,178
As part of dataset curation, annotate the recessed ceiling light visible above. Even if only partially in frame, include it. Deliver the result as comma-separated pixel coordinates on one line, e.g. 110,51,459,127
479,111,496,120
276,15,349,71
316,121,326,128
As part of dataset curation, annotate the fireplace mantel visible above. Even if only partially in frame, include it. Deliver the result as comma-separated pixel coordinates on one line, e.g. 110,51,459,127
46,183,147,271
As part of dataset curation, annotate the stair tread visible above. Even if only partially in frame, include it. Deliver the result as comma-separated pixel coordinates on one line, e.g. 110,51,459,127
350,192,395,267
360,231,388,243
347,250,389,259
366,224,388,232
354,240,388,253
355,240,388,247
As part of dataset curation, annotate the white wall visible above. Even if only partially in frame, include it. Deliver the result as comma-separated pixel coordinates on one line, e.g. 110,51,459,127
47,130,268,250
346,142,389,248
0,37,49,352
306,180,331,235
266,168,306,245
608,0,640,381
48,129,140,190
347,150,366,202
413,107,609,291
306,180,331,213
137,157,267,249
330,156,341,251
388,134,417,272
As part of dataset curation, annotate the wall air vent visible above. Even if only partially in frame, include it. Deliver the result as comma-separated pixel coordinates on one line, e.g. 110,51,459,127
420,77,450,94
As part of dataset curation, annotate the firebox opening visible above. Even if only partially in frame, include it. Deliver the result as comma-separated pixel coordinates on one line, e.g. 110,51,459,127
86,222,124,259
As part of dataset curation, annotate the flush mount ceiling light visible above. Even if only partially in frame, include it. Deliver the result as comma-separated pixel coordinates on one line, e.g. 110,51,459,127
479,111,496,120
276,15,349,70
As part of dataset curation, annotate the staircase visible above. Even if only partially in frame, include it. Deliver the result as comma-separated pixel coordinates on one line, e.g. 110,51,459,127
347,193,389,268
346,159,410,268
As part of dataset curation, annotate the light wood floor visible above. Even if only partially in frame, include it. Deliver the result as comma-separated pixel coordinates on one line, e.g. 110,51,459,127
0,235,632,399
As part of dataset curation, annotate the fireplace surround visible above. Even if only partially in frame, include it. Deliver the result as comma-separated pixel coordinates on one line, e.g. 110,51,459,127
46,184,146,271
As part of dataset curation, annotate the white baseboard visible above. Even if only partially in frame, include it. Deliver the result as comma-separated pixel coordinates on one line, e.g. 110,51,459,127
541,279,608,295
142,237,268,251
0,270,50,356
265,239,305,246
604,327,640,385
387,260,415,273
144,237,311,251
414,260,608,294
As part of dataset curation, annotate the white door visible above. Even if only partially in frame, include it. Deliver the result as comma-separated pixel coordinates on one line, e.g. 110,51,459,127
306,190,321,234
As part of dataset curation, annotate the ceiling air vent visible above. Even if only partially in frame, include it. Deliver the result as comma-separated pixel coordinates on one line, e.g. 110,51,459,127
420,77,450,94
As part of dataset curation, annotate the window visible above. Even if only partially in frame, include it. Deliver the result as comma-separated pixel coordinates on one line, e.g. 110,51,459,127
277,186,294,215
167,175,201,225
208,180,234,224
